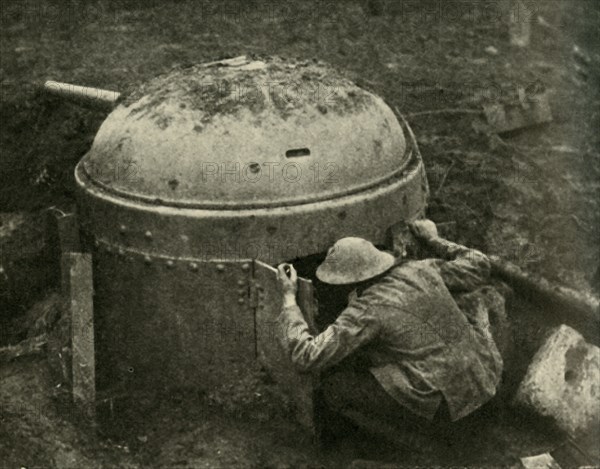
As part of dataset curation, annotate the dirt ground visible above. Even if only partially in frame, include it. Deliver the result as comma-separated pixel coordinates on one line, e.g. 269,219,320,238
1,0,599,467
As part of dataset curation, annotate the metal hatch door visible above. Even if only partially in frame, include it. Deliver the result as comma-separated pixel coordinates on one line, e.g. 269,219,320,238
253,260,318,431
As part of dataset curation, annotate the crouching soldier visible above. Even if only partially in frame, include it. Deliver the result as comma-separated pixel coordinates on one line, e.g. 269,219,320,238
276,219,503,450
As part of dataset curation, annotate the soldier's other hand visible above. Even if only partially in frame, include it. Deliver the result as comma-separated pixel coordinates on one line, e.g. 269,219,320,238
410,219,439,240
277,263,298,300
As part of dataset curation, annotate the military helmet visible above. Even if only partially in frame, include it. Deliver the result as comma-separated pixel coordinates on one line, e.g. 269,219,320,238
316,237,396,284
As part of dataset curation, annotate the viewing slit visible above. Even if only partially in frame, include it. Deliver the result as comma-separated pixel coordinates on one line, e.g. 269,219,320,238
286,148,311,158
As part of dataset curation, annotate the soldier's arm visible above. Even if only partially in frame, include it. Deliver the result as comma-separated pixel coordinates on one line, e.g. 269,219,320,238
411,220,491,292
277,298,380,374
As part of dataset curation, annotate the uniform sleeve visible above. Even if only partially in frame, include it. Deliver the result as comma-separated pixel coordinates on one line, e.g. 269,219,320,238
277,301,380,374
427,237,491,292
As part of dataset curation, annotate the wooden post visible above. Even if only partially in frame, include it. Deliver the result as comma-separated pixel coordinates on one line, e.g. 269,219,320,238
62,253,95,420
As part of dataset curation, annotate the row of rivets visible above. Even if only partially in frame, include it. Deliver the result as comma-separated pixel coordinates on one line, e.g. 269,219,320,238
117,225,153,242
93,242,258,277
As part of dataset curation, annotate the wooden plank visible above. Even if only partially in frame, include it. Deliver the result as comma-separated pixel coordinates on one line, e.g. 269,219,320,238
62,253,95,419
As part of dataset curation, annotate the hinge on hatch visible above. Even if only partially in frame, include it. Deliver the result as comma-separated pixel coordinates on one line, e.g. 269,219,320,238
248,280,260,309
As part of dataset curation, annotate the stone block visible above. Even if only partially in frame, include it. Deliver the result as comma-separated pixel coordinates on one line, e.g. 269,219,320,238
515,325,600,436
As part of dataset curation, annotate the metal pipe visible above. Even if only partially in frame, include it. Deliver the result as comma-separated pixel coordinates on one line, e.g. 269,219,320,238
43,80,120,110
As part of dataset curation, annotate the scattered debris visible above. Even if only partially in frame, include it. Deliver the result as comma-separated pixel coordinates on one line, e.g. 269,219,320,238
520,452,561,469
0,333,47,364
483,91,552,134
485,46,499,56
515,325,600,436
537,15,554,31
573,45,592,66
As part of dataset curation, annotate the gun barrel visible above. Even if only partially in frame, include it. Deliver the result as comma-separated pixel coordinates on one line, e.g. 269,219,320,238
43,81,120,109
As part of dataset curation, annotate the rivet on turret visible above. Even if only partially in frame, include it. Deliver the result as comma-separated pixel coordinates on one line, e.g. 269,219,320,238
238,298,245,304
119,225,127,235
166,260,174,269
216,264,225,272
241,263,250,272
144,255,152,265
189,262,198,272
144,231,153,240
237,280,245,286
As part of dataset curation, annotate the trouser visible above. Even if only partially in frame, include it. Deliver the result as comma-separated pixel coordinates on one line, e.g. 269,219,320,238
319,368,452,452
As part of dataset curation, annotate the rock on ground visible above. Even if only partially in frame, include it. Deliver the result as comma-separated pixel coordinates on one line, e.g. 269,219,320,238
515,325,600,437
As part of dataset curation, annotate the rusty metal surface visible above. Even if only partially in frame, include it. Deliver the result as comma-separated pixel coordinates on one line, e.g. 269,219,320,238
80,56,408,209
76,155,426,265
254,260,317,431
93,246,255,392
71,57,429,401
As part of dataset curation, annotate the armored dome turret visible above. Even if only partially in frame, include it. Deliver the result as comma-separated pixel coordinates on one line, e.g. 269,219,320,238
75,56,426,263
60,56,428,398
81,56,407,208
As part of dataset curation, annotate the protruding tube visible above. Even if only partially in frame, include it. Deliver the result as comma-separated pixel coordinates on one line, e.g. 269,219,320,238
43,81,120,110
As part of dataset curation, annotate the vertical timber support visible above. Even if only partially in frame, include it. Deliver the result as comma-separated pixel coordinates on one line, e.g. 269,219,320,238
51,210,96,421
61,252,95,421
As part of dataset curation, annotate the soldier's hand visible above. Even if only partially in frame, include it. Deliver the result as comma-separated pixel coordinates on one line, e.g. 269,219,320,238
410,219,439,240
277,263,298,302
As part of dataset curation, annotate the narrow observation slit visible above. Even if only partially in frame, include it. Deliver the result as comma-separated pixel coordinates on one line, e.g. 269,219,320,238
286,148,311,158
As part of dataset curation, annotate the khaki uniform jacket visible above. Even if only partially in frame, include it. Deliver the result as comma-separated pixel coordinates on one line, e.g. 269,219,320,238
278,239,503,421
